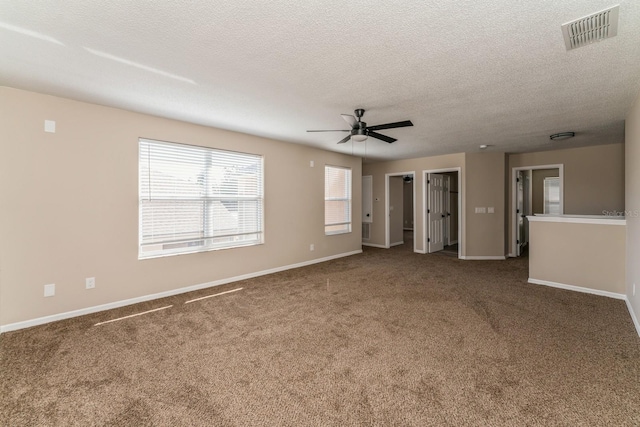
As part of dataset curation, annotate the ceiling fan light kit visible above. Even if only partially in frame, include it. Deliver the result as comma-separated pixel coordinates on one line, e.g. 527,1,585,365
352,133,368,142
307,109,413,145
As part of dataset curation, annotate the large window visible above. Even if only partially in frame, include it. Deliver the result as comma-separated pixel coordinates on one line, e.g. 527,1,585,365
325,165,352,235
139,138,263,259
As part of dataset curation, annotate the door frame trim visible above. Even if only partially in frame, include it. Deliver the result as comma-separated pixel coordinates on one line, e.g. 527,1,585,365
422,168,462,259
510,164,564,257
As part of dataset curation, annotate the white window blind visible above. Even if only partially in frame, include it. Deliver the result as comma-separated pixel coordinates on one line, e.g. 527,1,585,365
325,165,352,235
544,177,560,215
139,138,263,259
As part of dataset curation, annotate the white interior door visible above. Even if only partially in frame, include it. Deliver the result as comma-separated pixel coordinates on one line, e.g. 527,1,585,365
428,173,445,253
444,175,451,245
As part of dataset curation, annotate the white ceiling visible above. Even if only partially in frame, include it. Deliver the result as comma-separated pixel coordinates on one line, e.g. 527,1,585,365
2,1,640,162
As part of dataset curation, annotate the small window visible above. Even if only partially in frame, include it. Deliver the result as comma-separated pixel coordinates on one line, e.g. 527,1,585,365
544,177,560,214
325,165,352,235
139,138,263,259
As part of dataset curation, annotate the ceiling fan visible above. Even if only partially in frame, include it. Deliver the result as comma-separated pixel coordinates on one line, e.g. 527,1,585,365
307,109,413,144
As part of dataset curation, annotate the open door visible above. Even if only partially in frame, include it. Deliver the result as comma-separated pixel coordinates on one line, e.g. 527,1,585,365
516,170,531,256
512,165,562,257
427,173,445,253
444,175,451,245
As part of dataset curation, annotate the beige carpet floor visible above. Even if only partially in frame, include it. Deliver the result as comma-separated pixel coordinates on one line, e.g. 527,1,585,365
1,242,639,426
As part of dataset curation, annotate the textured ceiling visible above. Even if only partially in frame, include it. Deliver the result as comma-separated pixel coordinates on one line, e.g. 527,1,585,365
1,1,640,162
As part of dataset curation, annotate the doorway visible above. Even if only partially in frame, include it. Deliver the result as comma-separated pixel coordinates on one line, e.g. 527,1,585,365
511,164,563,257
385,171,416,251
424,168,461,257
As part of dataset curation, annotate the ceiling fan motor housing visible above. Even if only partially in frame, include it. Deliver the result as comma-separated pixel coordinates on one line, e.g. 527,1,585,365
352,127,367,137
306,107,413,144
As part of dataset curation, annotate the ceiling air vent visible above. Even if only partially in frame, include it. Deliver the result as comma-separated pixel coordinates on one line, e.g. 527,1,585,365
561,5,619,50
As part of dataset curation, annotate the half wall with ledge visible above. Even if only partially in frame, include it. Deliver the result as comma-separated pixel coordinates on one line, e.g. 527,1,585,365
527,214,626,299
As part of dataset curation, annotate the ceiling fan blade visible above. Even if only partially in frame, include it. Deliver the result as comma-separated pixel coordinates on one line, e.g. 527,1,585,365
307,129,350,132
366,120,413,132
337,135,352,144
368,131,397,144
341,114,357,128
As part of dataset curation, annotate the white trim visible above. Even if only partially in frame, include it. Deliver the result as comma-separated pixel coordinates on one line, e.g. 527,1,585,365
459,255,506,260
527,278,626,300
385,171,417,253
512,164,564,257
507,253,516,258
448,240,458,245
625,298,640,337
0,250,362,333
414,249,427,254
528,215,626,225
362,242,388,249
390,241,404,247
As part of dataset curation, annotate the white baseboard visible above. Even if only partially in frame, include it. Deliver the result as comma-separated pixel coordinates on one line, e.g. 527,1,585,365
390,241,404,247
0,249,363,333
527,278,626,300
459,255,506,260
507,253,516,258
362,243,387,249
414,249,426,254
625,298,640,337
448,240,458,245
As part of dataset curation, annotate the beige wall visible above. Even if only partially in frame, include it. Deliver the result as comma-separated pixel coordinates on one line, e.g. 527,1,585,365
464,152,506,257
389,177,404,244
626,90,640,333
531,169,559,214
507,144,625,255
529,220,626,294
362,152,506,257
362,154,465,253
0,87,362,327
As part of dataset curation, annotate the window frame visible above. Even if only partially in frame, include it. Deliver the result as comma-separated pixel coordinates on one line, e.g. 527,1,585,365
138,138,264,259
324,165,352,235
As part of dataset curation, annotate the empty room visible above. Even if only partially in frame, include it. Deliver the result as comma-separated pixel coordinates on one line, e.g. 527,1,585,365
1,1,639,426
